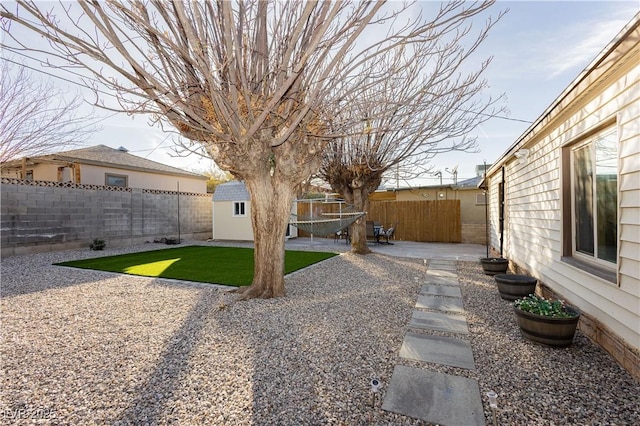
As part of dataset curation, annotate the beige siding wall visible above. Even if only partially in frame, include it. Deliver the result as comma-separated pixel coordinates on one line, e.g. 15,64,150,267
212,200,254,241
2,163,206,193
618,72,640,292
80,164,206,193
486,63,640,354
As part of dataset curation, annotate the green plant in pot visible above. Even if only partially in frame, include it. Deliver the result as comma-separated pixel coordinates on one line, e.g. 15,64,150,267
513,294,580,347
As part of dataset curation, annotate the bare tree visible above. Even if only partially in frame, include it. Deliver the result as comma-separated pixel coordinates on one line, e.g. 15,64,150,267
1,0,503,299
0,60,97,164
319,3,507,253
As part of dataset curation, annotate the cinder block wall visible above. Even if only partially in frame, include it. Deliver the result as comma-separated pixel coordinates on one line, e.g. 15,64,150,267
461,223,487,244
1,180,212,256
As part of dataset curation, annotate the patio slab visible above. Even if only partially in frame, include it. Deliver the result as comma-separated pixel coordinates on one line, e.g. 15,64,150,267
415,294,464,313
409,310,469,334
399,332,476,370
382,365,485,426
419,284,462,298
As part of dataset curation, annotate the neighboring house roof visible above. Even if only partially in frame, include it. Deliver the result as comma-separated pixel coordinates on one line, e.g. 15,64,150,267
2,144,206,179
213,180,250,201
377,177,483,193
456,176,483,188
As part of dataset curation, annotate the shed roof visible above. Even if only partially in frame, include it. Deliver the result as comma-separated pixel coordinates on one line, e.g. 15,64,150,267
213,180,250,201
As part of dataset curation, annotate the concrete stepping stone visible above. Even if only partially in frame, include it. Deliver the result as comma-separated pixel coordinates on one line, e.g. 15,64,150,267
415,295,464,313
399,332,476,370
409,310,469,334
426,269,458,279
424,276,459,286
382,365,485,426
428,261,457,271
420,284,462,298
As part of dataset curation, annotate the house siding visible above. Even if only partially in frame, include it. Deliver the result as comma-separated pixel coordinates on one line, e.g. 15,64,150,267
80,164,206,193
484,19,640,379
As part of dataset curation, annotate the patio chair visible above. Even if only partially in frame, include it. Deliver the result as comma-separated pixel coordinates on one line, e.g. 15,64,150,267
379,226,396,245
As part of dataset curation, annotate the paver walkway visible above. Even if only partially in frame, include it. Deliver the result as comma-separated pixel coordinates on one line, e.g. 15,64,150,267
382,260,485,425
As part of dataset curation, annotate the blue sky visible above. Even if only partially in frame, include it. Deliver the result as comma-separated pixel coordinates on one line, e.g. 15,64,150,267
424,0,639,186
5,1,639,186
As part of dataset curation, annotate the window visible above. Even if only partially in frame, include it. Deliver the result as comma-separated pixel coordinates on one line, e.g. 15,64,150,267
570,127,617,266
233,201,246,217
105,173,128,187
23,170,33,180
475,192,487,205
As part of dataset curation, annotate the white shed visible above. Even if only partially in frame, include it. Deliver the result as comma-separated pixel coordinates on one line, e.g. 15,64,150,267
482,15,639,380
212,181,297,241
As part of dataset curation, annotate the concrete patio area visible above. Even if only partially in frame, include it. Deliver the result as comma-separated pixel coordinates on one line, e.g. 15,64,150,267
284,236,487,261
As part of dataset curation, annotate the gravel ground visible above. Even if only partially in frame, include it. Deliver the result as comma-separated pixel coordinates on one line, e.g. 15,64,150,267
1,241,639,425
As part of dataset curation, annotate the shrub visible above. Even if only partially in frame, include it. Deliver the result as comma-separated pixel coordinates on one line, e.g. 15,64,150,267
89,239,106,251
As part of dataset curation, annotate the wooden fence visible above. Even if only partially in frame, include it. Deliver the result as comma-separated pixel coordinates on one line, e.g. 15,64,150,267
295,199,461,243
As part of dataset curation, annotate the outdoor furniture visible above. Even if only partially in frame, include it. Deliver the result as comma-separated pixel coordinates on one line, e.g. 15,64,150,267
373,222,383,243
379,226,396,245
335,227,350,244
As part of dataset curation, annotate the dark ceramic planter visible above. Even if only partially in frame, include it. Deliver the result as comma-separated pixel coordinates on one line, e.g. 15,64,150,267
513,306,580,347
480,257,509,275
494,274,538,301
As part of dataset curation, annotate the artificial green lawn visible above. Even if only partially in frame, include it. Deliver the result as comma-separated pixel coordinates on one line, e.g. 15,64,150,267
55,245,338,287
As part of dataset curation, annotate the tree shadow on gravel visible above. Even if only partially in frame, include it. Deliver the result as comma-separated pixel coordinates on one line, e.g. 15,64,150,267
112,287,219,425
246,254,424,425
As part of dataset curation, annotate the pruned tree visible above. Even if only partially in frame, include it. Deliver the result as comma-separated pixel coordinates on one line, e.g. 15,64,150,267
1,0,503,298
318,3,507,253
0,60,97,164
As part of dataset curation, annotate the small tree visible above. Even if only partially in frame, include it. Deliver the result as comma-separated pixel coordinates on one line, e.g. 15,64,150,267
2,0,503,298
319,4,506,253
202,165,233,194
0,60,97,164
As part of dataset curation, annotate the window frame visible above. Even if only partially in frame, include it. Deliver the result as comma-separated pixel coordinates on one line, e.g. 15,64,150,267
561,124,619,282
105,173,128,188
233,201,246,217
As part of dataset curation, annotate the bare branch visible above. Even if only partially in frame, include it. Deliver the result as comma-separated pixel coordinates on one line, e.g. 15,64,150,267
0,60,98,164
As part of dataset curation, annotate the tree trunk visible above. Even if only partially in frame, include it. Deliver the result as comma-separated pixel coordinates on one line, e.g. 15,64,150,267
236,176,296,300
349,188,371,254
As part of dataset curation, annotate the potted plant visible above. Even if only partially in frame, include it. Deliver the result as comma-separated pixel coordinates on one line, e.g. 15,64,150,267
494,273,537,301
480,257,509,275
513,294,580,347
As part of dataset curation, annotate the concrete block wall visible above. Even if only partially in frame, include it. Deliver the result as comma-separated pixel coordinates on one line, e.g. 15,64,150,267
1,180,212,256
461,223,488,245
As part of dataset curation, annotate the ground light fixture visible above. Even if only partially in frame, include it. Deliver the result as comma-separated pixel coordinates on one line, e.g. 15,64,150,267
487,390,498,426
370,378,381,408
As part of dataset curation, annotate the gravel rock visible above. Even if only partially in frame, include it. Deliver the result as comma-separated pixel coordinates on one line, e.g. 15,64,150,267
1,242,638,425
